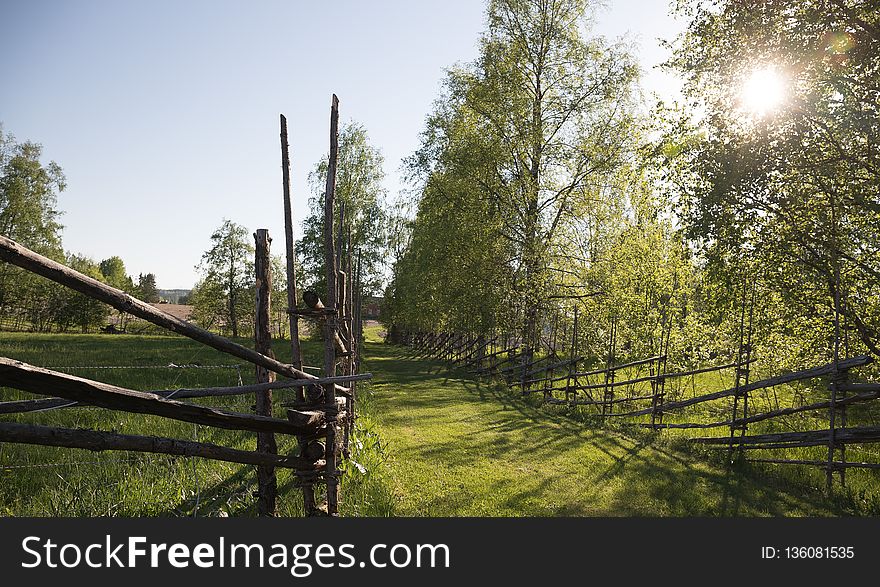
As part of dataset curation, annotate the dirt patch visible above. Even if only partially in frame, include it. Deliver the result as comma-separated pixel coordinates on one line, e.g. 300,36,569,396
149,303,194,321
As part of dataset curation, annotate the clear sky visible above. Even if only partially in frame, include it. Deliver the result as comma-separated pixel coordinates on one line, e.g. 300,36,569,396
0,0,684,289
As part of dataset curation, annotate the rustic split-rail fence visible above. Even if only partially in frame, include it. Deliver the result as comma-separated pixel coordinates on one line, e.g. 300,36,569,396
393,286,880,494
0,96,368,516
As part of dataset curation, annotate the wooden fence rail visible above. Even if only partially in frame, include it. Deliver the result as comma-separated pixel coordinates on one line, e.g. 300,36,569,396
0,373,373,415
0,358,325,436
0,235,350,395
691,425,880,449
0,421,322,470
608,355,871,418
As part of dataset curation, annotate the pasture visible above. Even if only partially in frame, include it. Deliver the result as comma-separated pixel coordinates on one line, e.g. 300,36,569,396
0,331,393,517
3,327,877,516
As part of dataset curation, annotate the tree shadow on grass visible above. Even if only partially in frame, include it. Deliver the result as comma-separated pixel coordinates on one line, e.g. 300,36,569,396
166,464,256,517
370,344,856,516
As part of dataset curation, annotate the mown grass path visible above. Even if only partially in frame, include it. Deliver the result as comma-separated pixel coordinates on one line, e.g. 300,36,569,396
363,341,844,516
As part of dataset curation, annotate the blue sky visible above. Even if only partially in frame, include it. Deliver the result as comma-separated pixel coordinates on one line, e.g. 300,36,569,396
0,0,684,289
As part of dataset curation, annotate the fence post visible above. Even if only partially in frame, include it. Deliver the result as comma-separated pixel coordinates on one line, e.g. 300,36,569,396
280,114,315,513
322,94,341,515
279,114,304,388
254,228,278,516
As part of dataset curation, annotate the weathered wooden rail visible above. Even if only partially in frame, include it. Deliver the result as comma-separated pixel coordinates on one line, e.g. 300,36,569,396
0,373,372,415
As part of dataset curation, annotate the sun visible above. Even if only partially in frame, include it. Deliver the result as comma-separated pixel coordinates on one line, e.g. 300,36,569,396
741,66,787,116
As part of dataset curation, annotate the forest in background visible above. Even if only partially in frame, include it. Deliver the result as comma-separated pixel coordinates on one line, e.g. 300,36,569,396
383,0,880,378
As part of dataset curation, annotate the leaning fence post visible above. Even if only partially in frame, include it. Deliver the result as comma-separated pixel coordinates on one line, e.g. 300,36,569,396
279,114,304,387
280,114,315,513
254,228,278,516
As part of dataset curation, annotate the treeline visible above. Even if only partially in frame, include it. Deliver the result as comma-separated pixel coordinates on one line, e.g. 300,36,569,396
0,126,161,333
383,0,880,374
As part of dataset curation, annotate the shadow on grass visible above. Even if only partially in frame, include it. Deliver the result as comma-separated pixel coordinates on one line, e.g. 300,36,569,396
364,342,848,517
165,464,255,517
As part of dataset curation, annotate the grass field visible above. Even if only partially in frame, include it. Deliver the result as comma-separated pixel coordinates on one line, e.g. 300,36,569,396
0,331,395,517
1,328,877,516
363,341,874,516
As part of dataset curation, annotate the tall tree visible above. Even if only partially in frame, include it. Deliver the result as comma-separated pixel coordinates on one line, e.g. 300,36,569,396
99,256,133,291
385,165,513,334
100,256,136,331
136,273,160,303
194,219,253,338
0,125,65,253
664,0,880,362
56,254,111,333
397,0,639,344
297,122,387,296
0,125,66,325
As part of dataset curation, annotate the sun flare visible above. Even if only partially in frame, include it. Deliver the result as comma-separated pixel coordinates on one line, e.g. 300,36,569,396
741,66,786,116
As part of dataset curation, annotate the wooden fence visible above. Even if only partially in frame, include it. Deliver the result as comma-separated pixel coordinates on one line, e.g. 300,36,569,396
0,97,368,516
398,328,879,493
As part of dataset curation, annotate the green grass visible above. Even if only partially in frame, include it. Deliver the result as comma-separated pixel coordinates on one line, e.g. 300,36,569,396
0,331,394,517
1,328,877,516
361,340,875,516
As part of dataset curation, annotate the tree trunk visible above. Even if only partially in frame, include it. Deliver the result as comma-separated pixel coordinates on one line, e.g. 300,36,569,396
229,246,238,338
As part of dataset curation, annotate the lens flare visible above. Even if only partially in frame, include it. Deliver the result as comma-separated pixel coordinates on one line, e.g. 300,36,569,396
825,31,854,54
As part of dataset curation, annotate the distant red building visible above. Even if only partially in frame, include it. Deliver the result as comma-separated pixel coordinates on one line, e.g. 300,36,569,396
362,296,382,320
